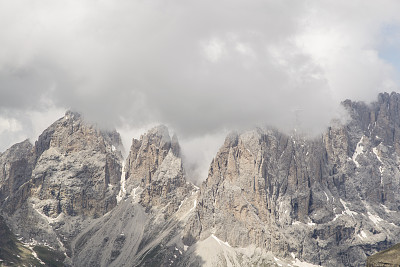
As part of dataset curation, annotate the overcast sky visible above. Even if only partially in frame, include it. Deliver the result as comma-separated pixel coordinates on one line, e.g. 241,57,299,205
1,0,400,181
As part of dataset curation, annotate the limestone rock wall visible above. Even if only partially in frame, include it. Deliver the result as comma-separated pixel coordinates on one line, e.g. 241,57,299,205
0,140,35,211
185,92,400,266
124,125,192,216
0,111,124,254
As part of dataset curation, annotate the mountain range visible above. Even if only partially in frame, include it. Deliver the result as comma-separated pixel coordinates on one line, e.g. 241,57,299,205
2,92,400,266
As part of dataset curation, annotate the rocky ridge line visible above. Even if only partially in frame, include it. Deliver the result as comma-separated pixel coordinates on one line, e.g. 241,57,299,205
183,92,400,266
0,110,124,263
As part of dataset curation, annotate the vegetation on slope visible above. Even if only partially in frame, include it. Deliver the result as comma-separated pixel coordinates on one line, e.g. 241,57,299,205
0,215,65,266
367,242,400,267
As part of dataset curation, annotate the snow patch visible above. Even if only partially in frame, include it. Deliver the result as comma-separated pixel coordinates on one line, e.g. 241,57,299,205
352,136,365,168
127,186,142,204
31,249,45,265
373,147,382,163
292,258,322,267
340,199,357,218
368,211,383,225
116,161,126,203
323,191,329,202
358,230,368,240
189,199,197,213
175,247,183,255
332,213,343,222
274,256,283,266
373,147,385,180
192,184,200,190
178,197,188,210
25,243,45,265
361,230,367,238
381,204,394,213
211,234,232,247
291,219,315,226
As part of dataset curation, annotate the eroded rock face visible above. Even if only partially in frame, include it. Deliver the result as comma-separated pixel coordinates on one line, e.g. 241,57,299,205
0,117,196,266
71,126,196,267
29,111,123,218
124,125,192,216
0,140,35,210
3,93,400,266
1,111,124,255
185,92,400,266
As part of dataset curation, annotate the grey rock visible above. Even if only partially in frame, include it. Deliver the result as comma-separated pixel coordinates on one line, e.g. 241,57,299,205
3,93,400,267
71,125,196,266
124,125,192,217
184,92,400,267
1,111,124,256
0,139,35,209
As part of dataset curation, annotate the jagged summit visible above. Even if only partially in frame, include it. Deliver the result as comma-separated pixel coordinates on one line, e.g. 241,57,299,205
72,125,195,266
2,92,400,266
123,125,192,215
0,109,125,263
147,124,170,140
182,92,400,266
35,110,123,157
62,110,83,122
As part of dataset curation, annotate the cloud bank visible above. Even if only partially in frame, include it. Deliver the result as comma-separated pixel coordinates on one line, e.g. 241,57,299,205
1,0,400,180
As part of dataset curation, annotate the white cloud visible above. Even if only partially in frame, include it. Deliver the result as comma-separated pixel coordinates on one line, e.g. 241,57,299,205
1,0,400,179
203,38,226,63
0,117,22,133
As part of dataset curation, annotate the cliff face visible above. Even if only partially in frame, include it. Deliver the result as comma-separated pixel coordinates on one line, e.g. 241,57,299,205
30,111,123,218
0,111,124,259
124,125,191,216
2,93,400,266
184,92,400,266
0,116,196,266
71,125,195,267
0,139,35,210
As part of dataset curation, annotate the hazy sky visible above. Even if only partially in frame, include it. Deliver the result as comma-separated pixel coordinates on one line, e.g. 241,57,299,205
1,0,400,181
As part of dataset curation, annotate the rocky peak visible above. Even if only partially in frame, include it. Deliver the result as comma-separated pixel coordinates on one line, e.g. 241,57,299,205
184,93,400,266
35,111,123,158
125,125,174,187
3,93,400,266
124,125,192,215
343,92,400,152
0,111,125,256
29,111,124,217
64,110,82,120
